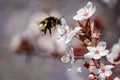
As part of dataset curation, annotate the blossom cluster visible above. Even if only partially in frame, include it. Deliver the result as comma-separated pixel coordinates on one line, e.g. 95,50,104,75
10,1,120,80
57,1,120,80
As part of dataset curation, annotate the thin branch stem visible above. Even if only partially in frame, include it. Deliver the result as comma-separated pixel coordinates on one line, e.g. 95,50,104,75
92,58,98,68
78,20,84,28
74,56,84,59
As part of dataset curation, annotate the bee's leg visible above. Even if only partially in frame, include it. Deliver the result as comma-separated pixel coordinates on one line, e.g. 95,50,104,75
48,28,52,37
54,27,56,30
44,28,47,35
52,24,56,30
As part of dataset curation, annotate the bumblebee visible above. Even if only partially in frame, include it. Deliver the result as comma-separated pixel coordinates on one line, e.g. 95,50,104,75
39,16,62,36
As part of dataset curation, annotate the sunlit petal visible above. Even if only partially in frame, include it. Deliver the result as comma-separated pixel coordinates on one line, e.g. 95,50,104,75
104,65,114,70
99,73,106,80
93,54,101,59
97,41,106,51
73,1,96,21
99,50,109,56
84,52,94,58
87,47,96,52
105,70,112,77
65,27,81,43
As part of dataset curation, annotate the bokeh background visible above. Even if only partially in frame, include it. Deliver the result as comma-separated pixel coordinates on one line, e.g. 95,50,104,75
0,0,120,80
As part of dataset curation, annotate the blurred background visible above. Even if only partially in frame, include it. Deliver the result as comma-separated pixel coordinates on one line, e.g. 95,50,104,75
0,0,120,80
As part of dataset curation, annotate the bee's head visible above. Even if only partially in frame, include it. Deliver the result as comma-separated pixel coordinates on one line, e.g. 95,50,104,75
56,19,61,25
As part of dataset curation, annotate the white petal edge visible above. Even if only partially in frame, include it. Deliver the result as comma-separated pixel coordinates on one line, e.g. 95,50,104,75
84,52,93,58
104,65,114,70
87,47,96,52
76,67,82,73
99,50,109,56
114,77,120,80
73,14,84,20
61,54,70,63
70,47,74,64
105,70,112,77
99,73,106,80
65,27,81,44
97,41,106,51
93,54,101,59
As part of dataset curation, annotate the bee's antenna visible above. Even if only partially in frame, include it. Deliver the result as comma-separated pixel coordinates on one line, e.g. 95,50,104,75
60,16,64,19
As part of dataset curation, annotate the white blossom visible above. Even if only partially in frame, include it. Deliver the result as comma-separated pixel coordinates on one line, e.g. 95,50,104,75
98,65,114,80
73,1,96,21
61,54,70,64
65,27,81,44
67,68,72,72
114,77,120,80
61,47,74,64
97,41,107,50
84,41,109,59
106,38,120,64
76,67,82,73
57,18,81,44
89,73,95,80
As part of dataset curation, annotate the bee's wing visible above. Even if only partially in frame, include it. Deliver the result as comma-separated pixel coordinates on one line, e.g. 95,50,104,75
50,10,61,18
29,12,48,24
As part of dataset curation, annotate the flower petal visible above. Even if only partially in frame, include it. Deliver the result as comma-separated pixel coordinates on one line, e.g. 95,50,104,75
86,1,93,9
73,14,85,20
57,18,70,34
106,52,120,64
65,47,74,64
84,52,93,58
77,8,86,14
77,1,93,14
56,25,64,34
87,47,96,52
65,27,81,43
88,6,96,17
106,53,115,63
99,50,109,56
99,73,106,80
114,77,120,80
74,1,96,21
105,70,112,77
76,67,82,73
97,41,107,51
61,18,68,27
104,65,114,70
57,34,66,42
111,43,120,53
61,54,70,63
93,54,101,59
70,47,74,64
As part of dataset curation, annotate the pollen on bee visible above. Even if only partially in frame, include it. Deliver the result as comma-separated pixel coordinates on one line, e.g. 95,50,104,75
39,24,46,30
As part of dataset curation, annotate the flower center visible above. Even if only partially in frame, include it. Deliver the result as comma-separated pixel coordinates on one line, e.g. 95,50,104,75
84,13,88,16
101,68,106,73
94,33,100,39
64,29,67,34
95,50,99,54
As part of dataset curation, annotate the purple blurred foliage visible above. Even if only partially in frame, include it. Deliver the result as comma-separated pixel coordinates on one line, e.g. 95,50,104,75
0,0,120,80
